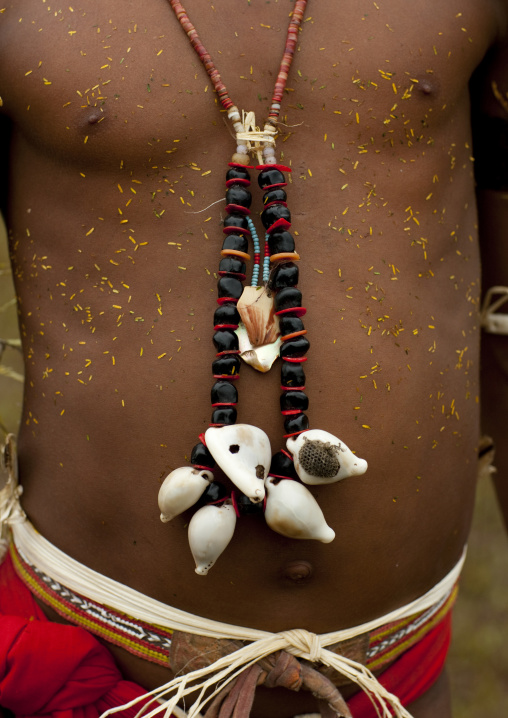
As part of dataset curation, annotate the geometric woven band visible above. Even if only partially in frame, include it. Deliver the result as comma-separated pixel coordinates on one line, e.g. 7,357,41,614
10,539,457,674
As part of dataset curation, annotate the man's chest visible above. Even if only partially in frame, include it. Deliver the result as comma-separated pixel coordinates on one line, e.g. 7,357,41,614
0,0,500,170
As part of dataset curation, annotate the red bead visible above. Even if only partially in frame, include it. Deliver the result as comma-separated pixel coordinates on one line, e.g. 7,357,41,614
263,200,288,210
266,217,291,233
216,296,239,305
223,226,251,236
225,178,251,188
275,307,307,318
225,204,251,215
217,272,246,281
261,182,288,191
256,164,292,173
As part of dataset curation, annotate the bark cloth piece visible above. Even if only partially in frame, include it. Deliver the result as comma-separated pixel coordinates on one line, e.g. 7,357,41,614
170,631,353,718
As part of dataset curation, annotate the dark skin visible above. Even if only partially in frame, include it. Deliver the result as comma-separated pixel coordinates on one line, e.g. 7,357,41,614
1,1,508,716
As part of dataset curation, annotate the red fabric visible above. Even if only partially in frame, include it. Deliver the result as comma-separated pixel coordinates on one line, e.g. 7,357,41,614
0,552,155,718
347,611,452,717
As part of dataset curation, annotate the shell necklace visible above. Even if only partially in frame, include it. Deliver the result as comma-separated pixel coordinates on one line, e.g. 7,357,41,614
159,1,367,575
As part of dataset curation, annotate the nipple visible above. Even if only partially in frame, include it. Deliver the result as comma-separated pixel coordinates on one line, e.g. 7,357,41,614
87,110,103,125
415,75,440,97
87,107,104,125
79,106,106,131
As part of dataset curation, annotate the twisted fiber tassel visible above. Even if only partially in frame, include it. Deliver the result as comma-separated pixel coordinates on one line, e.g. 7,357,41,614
172,634,351,718
113,629,413,718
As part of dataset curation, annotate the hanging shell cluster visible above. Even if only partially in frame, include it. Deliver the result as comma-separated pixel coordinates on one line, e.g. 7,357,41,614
158,425,367,575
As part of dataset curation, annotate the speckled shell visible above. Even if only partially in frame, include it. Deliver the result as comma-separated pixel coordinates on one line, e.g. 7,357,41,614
264,477,335,543
158,466,213,523
204,424,270,502
188,502,237,575
286,429,368,485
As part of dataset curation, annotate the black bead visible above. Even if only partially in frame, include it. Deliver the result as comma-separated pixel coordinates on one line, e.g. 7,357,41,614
213,329,239,352
274,287,303,312
224,215,249,233
214,304,241,326
217,276,243,299
280,336,310,358
211,380,238,404
219,257,246,275
279,316,304,335
226,186,252,208
258,167,286,188
236,493,264,515
270,262,299,289
263,187,287,205
211,406,237,424
268,230,295,255
197,481,228,507
212,354,241,376
191,442,216,469
281,361,306,387
261,204,291,230
269,451,298,480
284,413,309,434
222,234,249,253
226,166,251,182
280,390,309,412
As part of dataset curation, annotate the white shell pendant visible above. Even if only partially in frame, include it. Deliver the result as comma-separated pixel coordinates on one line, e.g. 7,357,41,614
286,430,368,485
237,285,279,346
264,477,335,543
188,502,237,575
236,324,282,373
205,424,270,502
158,466,213,523
235,285,281,372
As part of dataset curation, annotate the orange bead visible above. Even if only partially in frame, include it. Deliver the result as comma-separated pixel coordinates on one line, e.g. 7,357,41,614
270,252,300,263
221,249,251,261
280,329,307,342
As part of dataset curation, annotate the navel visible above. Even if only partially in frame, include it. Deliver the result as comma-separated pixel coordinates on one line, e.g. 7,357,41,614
281,559,314,583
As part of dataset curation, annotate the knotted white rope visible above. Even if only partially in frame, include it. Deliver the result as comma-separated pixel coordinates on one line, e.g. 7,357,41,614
234,110,277,164
0,435,25,561
481,285,508,334
0,434,466,718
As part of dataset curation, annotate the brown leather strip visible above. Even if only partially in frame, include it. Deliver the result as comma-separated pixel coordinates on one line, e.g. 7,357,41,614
170,632,354,717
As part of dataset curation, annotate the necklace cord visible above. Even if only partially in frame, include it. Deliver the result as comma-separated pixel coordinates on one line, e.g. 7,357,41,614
168,0,308,160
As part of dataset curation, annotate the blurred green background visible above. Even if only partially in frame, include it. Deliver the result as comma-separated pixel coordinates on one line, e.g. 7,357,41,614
0,216,507,715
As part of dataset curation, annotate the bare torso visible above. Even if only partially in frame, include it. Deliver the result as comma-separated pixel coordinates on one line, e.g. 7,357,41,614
0,0,505,714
